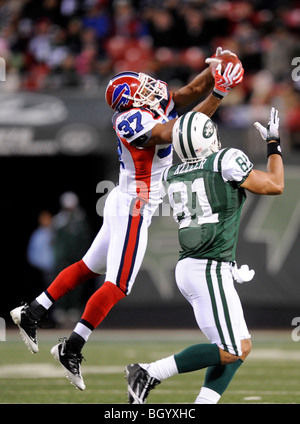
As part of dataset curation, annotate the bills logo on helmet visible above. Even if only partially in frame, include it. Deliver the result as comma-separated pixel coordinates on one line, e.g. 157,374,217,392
112,83,130,111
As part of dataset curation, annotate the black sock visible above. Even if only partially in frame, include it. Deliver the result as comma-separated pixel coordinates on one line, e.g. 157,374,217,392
66,332,86,354
28,300,47,321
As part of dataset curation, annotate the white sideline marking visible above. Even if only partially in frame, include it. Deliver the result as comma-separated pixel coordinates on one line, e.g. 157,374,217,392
1,349,299,378
248,348,300,361
0,364,124,378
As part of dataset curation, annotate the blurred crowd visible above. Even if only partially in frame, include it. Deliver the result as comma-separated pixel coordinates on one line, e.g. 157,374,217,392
1,0,300,148
27,191,95,325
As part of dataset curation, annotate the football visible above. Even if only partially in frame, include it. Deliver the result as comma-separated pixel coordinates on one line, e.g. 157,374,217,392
208,52,242,76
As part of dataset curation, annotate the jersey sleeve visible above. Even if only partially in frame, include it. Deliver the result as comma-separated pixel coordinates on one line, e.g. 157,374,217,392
159,165,172,199
221,148,253,185
113,108,158,146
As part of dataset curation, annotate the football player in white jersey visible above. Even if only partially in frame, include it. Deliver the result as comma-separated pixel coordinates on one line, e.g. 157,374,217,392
10,48,244,390
126,107,284,404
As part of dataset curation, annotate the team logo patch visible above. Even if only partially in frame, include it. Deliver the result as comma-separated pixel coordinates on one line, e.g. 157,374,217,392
203,119,214,138
112,83,130,110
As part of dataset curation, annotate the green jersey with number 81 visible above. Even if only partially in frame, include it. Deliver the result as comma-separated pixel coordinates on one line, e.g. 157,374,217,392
161,147,253,262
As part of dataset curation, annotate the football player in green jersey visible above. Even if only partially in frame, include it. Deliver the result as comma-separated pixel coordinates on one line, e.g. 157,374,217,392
126,107,284,404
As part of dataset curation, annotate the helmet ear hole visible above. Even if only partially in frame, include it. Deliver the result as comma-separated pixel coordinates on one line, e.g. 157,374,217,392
172,112,221,163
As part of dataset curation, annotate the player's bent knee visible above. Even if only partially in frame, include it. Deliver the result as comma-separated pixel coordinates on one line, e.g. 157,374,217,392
241,338,252,361
218,348,240,365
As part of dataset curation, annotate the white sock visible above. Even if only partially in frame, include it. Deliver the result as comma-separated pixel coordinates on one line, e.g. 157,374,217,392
195,387,221,404
73,322,93,342
140,355,178,381
36,292,53,310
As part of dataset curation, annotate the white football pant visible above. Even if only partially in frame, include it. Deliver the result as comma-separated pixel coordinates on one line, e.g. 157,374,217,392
175,258,250,356
83,186,157,295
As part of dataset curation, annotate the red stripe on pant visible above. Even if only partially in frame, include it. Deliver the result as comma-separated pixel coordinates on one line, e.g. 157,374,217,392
117,198,144,294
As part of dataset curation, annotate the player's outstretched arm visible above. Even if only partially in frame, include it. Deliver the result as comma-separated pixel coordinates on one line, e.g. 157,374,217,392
148,86,222,146
192,92,222,118
172,67,214,109
193,55,244,117
146,119,177,146
146,48,245,147
172,47,244,116
241,107,284,195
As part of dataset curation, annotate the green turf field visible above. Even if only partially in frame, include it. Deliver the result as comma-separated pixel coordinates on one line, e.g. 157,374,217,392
1,328,299,404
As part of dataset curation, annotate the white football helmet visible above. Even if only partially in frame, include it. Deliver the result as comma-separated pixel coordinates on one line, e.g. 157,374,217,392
172,111,221,163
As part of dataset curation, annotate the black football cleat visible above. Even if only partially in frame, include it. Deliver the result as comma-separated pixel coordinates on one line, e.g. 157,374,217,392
10,304,39,353
51,337,86,390
125,363,160,404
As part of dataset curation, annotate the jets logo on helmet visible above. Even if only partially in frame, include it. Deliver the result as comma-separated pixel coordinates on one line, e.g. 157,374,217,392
172,112,221,163
203,119,215,138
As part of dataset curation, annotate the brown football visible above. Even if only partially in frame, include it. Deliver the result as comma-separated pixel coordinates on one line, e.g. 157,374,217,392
209,52,242,76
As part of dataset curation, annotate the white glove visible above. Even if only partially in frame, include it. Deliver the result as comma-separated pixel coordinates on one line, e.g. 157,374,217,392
231,263,255,284
254,107,280,143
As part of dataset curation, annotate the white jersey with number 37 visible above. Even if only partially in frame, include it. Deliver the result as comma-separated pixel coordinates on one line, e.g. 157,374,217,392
112,94,177,205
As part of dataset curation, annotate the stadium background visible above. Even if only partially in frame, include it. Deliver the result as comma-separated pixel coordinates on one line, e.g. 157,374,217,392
1,0,300,331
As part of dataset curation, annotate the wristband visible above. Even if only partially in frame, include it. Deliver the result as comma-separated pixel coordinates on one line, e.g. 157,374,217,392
267,141,282,157
212,88,227,99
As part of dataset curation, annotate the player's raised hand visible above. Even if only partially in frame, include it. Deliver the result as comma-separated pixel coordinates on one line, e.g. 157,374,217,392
205,46,244,98
213,62,244,98
254,107,280,143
